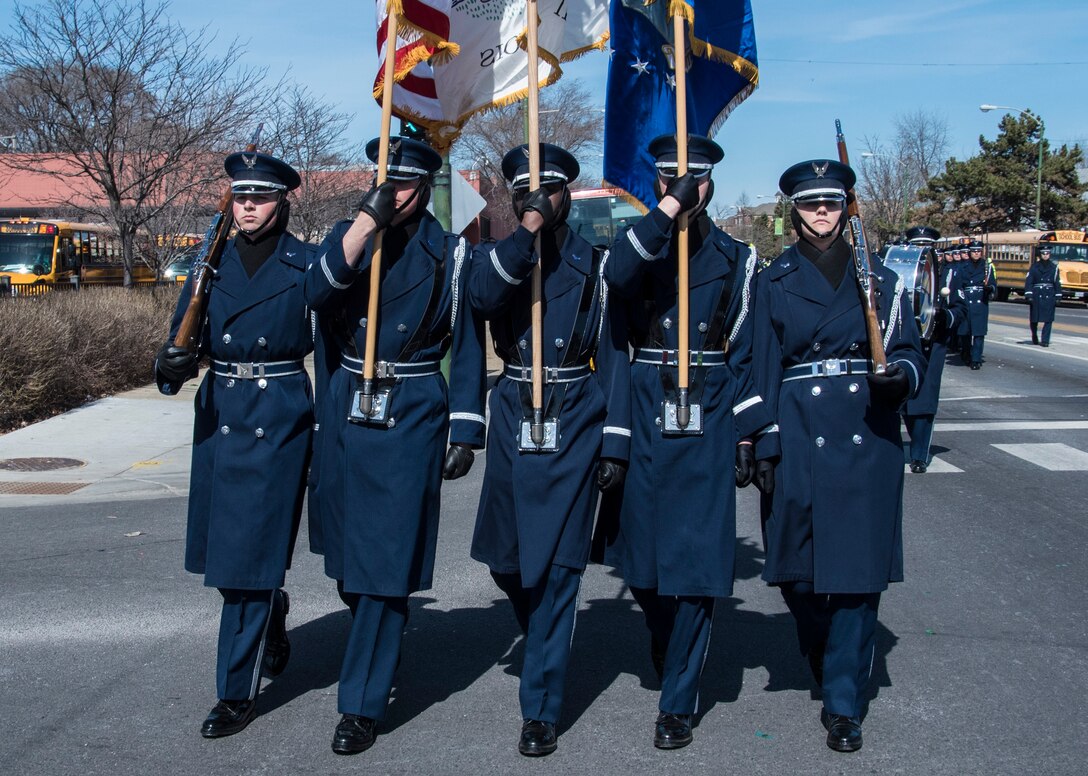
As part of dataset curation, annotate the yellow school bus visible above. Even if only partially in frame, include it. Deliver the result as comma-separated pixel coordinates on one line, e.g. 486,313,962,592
939,230,1088,301
0,219,156,289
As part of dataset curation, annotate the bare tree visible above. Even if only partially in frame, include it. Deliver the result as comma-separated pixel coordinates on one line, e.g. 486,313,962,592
895,109,949,184
259,84,370,243
453,80,604,237
0,0,265,285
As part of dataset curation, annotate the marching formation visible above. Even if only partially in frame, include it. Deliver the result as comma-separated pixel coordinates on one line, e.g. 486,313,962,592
156,124,981,758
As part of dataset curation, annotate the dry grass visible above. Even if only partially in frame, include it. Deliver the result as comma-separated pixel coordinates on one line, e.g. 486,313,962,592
0,286,179,431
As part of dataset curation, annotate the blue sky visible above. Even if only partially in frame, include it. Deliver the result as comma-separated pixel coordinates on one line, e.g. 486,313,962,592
4,0,1087,214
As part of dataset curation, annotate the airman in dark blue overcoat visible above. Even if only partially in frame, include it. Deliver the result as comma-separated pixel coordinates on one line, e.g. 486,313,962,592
949,239,997,369
154,152,315,738
752,160,925,753
901,229,962,473
1024,245,1062,346
303,136,487,755
595,135,771,750
467,144,630,757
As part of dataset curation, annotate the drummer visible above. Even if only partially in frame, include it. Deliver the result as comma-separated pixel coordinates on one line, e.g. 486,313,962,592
900,226,960,472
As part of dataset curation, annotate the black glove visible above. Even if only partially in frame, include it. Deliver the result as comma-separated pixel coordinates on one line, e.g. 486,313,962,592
735,442,755,487
867,362,910,407
441,443,475,480
664,173,701,214
986,286,996,302
357,182,397,230
518,187,558,231
596,458,628,493
155,343,199,384
754,459,776,495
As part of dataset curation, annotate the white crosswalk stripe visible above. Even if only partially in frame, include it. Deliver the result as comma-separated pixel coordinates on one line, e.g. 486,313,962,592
991,443,1088,471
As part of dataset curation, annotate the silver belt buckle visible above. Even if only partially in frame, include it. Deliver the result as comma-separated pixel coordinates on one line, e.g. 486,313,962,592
232,362,262,379
823,359,842,377
376,361,392,379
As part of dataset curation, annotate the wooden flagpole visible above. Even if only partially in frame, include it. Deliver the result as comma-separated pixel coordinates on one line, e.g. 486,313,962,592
359,2,399,416
672,11,692,428
525,0,546,445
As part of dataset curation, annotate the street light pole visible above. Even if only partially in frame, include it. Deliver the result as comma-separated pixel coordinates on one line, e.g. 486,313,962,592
980,104,1045,230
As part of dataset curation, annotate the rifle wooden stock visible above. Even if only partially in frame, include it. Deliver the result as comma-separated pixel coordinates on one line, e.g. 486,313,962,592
173,127,264,351
835,119,887,373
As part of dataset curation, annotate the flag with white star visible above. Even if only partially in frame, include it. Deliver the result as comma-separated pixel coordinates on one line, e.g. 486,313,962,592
604,0,759,209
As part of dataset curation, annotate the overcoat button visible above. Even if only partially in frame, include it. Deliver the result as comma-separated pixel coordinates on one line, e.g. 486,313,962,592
662,318,672,329
222,333,231,344
258,378,268,390
519,339,528,349
655,417,663,427
850,343,859,351
555,338,565,348
815,436,825,447
813,342,822,352
220,425,230,435
849,382,859,393
257,337,267,347
698,322,708,333
255,428,265,439
396,323,408,333
852,434,863,445
811,386,822,396
360,317,367,328
226,379,236,388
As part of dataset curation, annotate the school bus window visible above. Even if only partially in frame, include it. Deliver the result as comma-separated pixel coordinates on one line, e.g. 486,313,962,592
0,234,53,273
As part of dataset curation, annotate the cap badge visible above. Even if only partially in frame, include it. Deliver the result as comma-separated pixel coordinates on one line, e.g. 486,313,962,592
242,154,257,169
389,139,401,156
811,161,829,178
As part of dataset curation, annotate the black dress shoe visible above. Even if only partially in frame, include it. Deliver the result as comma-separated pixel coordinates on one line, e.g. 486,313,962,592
518,719,557,757
332,714,377,755
262,589,291,677
909,460,927,474
200,699,256,738
821,708,863,752
970,362,981,370
650,634,666,683
654,712,693,749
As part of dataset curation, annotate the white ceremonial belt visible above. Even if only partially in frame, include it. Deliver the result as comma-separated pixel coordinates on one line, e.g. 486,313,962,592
340,354,441,378
783,358,870,382
211,359,304,379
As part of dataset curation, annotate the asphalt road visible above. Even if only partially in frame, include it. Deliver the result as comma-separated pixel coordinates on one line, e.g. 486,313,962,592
2,301,1087,775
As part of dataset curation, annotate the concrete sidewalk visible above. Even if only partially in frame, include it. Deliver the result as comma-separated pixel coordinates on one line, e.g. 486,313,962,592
0,378,196,507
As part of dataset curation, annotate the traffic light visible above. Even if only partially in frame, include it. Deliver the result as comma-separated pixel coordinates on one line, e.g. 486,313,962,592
400,119,428,142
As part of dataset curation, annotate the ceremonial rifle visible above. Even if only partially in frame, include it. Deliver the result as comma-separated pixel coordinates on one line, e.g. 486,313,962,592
834,119,887,373
173,124,264,351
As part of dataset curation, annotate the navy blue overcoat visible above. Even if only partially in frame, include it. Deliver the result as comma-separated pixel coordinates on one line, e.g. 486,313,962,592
950,259,997,336
160,232,317,590
1024,260,1061,323
304,214,487,597
596,214,769,598
468,227,630,589
753,243,925,594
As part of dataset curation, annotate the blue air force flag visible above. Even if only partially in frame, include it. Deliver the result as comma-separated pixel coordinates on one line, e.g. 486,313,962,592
604,0,759,209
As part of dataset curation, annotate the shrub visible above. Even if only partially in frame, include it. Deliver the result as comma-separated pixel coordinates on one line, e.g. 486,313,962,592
0,286,179,431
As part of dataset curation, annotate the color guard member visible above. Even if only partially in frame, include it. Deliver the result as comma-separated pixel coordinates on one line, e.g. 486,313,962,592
596,134,770,750
303,136,487,754
155,152,314,738
1024,244,1062,346
753,160,924,753
468,143,630,756
950,239,997,369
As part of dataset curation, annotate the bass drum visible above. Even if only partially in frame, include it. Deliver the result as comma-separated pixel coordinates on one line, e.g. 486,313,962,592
883,245,938,340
